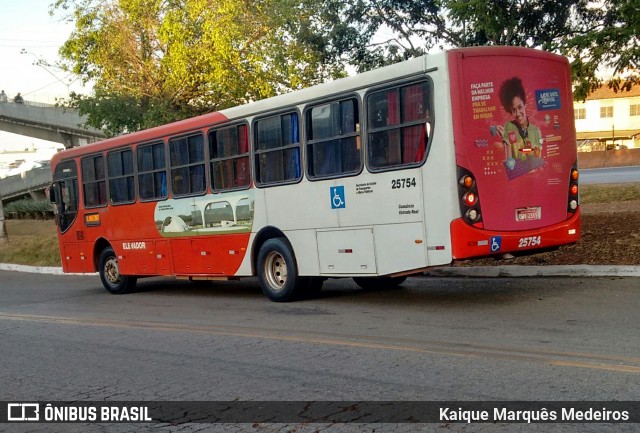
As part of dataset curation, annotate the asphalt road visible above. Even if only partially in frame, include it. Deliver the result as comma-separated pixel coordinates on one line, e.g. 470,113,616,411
580,165,640,184
1,270,638,432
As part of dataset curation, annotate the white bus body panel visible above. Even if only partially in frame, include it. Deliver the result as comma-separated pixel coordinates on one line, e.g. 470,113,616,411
238,52,459,278
316,228,377,274
373,222,428,275
420,57,458,267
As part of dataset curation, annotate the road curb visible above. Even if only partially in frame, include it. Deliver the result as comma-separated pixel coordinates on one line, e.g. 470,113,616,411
2,262,639,277
0,263,96,276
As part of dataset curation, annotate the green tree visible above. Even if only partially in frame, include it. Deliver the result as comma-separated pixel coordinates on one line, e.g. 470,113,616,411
53,0,346,136
560,0,640,99
307,0,593,71
311,0,638,99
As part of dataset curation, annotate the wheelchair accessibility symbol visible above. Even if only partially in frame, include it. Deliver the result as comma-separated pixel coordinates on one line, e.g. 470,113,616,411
330,186,346,209
490,236,502,252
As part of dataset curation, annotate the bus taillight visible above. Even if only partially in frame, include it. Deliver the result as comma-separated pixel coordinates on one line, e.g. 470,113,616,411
568,163,579,213
461,175,475,189
457,167,482,225
570,184,578,196
571,168,579,181
463,192,477,206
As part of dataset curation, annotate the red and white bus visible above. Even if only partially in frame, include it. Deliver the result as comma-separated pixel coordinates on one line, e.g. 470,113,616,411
49,46,580,301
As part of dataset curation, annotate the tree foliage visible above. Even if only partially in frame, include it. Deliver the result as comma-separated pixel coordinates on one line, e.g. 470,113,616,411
309,0,639,99
560,0,640,99
53,0,346,136
307,0,594,71
53,0,640,135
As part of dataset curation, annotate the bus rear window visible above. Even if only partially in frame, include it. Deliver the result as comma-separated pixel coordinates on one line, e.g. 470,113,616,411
366,81,431,170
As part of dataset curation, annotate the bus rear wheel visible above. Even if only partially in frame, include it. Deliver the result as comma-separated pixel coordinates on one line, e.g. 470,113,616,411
98,247,137,294
353,275,407,291
257,237,302,302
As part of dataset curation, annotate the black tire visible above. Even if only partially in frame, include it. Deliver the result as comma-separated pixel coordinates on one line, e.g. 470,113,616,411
98,247,137,294
353,275,407,291
256,237,303,302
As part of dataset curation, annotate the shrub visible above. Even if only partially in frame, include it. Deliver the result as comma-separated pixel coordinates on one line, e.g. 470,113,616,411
5,199,54,219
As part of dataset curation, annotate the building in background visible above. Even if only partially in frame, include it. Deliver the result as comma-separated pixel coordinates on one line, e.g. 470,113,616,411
574,83,640,152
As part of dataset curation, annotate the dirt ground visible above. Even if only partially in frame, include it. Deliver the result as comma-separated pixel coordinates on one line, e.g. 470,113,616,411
458,200,640,266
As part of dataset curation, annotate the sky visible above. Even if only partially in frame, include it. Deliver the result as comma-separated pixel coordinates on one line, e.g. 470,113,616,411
0,0,88,152
0,0,88,103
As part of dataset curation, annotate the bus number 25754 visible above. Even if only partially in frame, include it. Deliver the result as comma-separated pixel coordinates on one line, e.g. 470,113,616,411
392,177,417,190
518,236,541,248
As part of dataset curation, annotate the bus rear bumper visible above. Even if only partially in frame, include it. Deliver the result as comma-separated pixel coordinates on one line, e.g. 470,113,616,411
450,209,581,260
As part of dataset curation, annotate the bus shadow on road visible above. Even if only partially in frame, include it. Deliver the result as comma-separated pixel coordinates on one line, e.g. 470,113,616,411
108,275,584,308
315,276,574,307
124,276,265,299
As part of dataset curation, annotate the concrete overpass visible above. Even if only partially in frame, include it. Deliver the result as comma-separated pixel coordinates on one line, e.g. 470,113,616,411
0,99,105,149
0,166,51,201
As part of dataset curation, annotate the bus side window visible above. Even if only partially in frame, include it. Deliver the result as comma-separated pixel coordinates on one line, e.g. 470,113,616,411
209,123,250,191
306,98,361,178
169,134,206,196
108,149,135,204
137,142,167,201
366,81,431,170
401,83,429,163
81,154,107,207
367,90,400,167
254,112,301,185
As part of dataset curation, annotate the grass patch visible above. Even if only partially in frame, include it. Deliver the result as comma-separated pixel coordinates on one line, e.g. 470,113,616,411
580,183,640,204
0,220,61,266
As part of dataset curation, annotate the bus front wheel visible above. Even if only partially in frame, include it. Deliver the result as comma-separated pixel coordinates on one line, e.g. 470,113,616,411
98,247,137,294
257,237,302,302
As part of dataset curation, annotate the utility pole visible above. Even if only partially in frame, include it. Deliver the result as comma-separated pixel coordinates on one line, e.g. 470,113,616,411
612,124,616,150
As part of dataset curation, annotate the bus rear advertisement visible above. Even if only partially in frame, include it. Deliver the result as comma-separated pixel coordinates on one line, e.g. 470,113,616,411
49,46,580,302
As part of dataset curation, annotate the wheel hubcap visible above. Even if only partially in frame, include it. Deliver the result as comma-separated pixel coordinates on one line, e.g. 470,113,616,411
104,257,121,285
264,251,287,291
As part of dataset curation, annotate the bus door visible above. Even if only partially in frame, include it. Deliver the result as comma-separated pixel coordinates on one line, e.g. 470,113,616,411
50,160,85,273
50,160,79,234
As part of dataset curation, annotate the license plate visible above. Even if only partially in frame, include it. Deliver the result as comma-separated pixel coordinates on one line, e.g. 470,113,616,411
516,206,541,222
